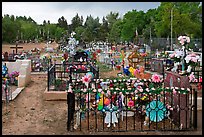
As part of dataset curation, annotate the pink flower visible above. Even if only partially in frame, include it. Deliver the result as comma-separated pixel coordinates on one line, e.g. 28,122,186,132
169,53,175,58
151,74,161,83
81,65,86,70
170,107,173,111
194,79,198,82
199,77,202,82
127,100,134,107
82,75,91,83
191,57,197,63
139,88,143,92
189,73,195,82
173,89,177,94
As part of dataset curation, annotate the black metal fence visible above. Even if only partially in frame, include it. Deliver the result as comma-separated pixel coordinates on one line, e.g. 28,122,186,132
67,79,198,132
47,62,99,91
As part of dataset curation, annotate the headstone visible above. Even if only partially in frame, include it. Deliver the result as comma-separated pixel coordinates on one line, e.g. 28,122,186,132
164,71,190,128
150,58,164,74
4,52,9,61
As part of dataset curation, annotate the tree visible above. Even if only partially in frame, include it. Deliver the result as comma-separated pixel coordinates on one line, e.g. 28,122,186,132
121,10,146,43
84,15,101,42
71,13,83,32
108,19,123,43
106,11,120,31
57,16,68,30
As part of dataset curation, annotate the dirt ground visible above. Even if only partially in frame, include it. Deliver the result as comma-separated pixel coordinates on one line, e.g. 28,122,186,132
2,43,202,135
2,42,59,54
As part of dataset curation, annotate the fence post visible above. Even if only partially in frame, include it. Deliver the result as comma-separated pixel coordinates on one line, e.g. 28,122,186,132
54,64,56,90
193,88,197,129
67,91,75,131
48,66,50,91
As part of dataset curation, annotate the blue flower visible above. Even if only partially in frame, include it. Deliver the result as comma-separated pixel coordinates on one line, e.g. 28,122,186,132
123,66,130,76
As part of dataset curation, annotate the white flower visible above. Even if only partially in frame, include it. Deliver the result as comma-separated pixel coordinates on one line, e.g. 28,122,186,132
181,88,185,90
185,56,191,63
186,36,190,43
178,36,182,41
187,65,192,73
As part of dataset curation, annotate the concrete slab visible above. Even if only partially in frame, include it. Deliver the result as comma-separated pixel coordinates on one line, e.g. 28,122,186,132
10,87,24,100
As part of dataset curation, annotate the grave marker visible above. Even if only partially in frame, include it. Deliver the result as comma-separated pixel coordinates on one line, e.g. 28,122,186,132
10,42,23,54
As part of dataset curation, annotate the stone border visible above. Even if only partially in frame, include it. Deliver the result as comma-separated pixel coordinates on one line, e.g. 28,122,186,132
43,88,67,101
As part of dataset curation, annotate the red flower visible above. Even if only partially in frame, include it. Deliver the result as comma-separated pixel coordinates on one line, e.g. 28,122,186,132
109,83,114,88
81,65,86,71
127,100,134,107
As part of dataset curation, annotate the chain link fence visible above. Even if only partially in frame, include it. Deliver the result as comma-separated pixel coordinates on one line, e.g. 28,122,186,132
138,38,202,52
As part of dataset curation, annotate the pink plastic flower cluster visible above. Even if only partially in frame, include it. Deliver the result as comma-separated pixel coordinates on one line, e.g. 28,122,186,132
151,74,161,83
178,36,190,45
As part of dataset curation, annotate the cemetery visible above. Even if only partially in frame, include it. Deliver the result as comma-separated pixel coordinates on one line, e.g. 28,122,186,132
2,2,202,135
2,33,202,134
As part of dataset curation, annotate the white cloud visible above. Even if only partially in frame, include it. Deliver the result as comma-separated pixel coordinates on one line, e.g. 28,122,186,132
2,2,160,25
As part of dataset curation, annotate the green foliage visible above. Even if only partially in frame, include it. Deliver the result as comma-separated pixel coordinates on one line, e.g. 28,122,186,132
2,2,202,44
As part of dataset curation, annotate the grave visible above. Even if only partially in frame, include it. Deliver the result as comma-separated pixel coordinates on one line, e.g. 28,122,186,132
150,58,164,75
128,50,142,68
3,60,31,88
10,42,23,54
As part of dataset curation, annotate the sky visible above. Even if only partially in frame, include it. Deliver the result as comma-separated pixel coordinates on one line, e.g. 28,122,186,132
2,2,160,25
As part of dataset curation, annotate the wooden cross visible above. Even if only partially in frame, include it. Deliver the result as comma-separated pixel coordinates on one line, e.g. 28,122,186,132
10,42,23,54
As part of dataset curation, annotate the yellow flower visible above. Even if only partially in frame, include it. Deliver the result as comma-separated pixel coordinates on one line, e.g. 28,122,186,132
141,96,147,100
129,67,135,75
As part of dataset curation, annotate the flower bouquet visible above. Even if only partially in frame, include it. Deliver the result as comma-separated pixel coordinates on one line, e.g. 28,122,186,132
9,71,19,86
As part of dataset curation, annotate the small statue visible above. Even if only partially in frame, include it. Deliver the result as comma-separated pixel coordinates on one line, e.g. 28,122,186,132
104,104,118,127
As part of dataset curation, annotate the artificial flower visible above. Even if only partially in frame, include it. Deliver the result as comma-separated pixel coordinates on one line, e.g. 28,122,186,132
151,74,161,83
127,100,134,107
189,72,195,82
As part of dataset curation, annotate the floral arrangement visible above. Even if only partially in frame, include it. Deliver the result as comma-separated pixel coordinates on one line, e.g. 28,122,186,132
188,72,202,90
169,51,183,63
8,71,19,85
168,35,201,73
185,53,200,67
71,65,87,72
140,52,147,57
68,77,190,117
70,77,189,95
178,35,190,46
189,72,202,82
